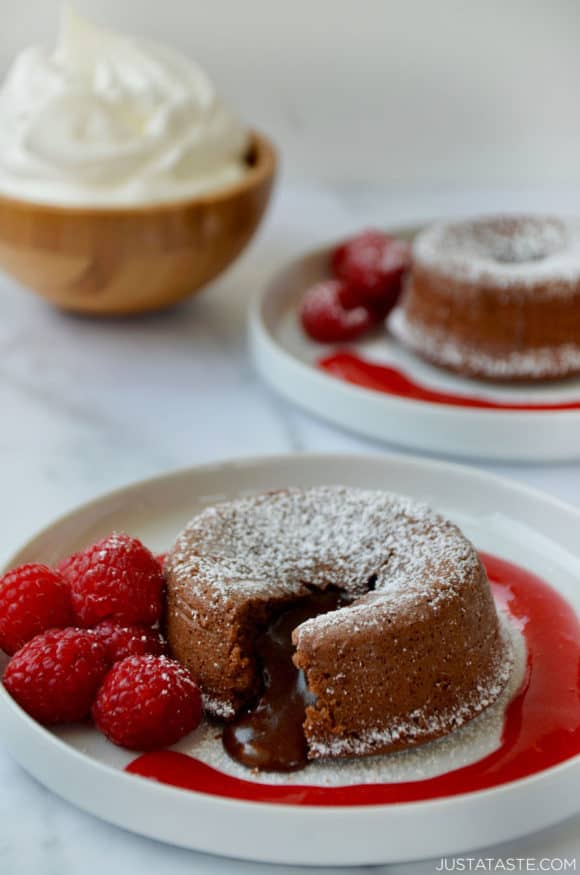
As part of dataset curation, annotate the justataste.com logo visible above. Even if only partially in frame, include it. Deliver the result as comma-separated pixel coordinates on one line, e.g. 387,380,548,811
435,859,576,872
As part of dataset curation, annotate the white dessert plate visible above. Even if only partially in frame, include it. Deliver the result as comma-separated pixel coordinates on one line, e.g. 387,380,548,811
250,226,580,461
1,453,579,866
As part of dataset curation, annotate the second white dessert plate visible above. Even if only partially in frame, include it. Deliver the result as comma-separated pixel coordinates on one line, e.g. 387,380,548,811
0,453,579,865
250,226,580,461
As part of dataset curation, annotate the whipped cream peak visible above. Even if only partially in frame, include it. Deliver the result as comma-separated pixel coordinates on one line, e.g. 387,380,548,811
0,7,251,205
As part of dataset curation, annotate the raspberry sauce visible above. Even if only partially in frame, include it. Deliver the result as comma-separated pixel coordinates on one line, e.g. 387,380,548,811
126,553,580,805
318,352,580,411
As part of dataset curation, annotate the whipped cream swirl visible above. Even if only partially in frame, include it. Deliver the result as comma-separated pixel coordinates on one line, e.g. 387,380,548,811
0,7,251,205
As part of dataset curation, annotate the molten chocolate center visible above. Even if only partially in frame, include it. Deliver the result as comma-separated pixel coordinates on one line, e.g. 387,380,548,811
222,590,344,772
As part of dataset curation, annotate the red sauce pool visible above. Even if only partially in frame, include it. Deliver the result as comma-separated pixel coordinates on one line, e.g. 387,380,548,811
318,352,580,411
127,553,580,805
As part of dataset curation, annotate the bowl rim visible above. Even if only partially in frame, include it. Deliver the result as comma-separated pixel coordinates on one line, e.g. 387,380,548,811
0,130,276,217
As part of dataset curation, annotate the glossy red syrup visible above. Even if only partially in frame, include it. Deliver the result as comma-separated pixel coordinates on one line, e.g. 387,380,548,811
126,553,580,805
318,352,580,411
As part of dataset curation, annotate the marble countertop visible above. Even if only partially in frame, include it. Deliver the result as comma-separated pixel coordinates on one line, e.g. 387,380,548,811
1,184,579,873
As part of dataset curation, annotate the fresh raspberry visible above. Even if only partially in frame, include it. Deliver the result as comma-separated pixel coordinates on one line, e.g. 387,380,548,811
58,534,165,628
0,564,74,656
300,279,377,343
3,627,109,724
331,230,411,308
95,621,166,663
336,283,394,321
93,655,202,751
155,553,167,571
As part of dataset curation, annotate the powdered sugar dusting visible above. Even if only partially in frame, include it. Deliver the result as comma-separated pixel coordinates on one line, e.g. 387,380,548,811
201,695,235,720
390,307,580,380
175,612,523,785
167,486,480,615
414,215,580,293
167,486,494,725
309,613,514,760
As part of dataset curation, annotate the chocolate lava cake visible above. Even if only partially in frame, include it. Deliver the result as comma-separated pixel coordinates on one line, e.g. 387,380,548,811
390,215,580,382
165,487,512,762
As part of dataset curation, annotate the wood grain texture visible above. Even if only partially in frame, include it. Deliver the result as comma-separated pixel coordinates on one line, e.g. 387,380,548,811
0,132,276,315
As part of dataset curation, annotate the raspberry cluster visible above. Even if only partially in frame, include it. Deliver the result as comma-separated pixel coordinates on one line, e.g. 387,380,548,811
1,533,202,751
300,230,411,343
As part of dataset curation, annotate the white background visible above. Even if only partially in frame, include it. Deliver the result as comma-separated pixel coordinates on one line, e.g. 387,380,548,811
3,0,580,188
0,3,579,873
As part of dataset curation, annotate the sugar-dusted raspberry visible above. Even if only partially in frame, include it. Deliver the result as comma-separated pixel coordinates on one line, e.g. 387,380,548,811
331,230,411,308
92,655,202,751
300,279,377,343
0,564,74,656
3,627,109,724
95,621,166,663
58,534,165,627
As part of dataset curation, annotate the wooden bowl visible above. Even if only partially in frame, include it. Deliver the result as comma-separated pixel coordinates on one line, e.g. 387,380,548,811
0,131,276,315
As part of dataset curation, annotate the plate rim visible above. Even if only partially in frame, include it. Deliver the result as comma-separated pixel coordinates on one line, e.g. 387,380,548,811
250,228,580,424
2,452,579,863
6,449,580,568
2,450,580,813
